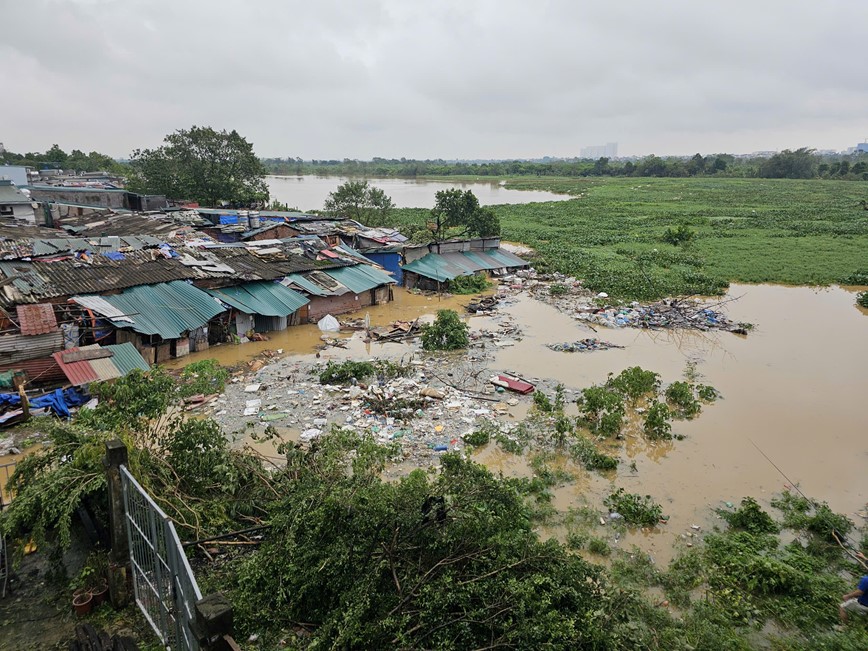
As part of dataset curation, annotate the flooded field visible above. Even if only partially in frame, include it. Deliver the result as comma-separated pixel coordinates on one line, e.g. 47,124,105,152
266,175,571,210
174,283,866,563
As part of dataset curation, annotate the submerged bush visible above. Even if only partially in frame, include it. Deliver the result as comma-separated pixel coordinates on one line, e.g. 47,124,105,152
421,309,470,351
604,488,663,527
448,273,491,294
720,497,780,535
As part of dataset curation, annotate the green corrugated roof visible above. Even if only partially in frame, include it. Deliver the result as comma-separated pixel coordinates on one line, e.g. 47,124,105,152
402,249,528,282
283,273,327,297
206,282,309,317
99,280,226,339
104,343,150,374
324,265,395,294
401,254,462,282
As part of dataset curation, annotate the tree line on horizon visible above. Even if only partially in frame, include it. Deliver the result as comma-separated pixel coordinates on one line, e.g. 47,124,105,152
264,147,868,181
5,129,867,210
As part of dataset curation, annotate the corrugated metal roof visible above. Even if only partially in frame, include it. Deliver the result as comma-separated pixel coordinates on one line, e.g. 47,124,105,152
98,281,226,339
0,331,64,365
69,295,134,322
401,249,528,282
0,357,65,384
104,343,150,375
52,346,102,385
282,273,327,297
206,282,309,317
324,265,395,294
17,303,59,335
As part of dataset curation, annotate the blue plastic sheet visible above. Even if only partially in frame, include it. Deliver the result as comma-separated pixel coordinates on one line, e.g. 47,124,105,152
0,386,90,418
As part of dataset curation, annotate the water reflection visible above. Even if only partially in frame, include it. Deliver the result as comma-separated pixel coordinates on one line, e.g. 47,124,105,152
266,175,571,210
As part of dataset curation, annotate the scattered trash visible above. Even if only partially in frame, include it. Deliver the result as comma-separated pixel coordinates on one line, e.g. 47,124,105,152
244,383,261,393
546,339,624,353
575,299,751,333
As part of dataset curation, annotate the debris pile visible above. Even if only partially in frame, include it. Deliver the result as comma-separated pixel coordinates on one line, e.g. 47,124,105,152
546,339,624,353
466,295,500,314
575,300,750,333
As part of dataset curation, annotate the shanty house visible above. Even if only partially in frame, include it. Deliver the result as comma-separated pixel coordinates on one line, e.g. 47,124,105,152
0,180,36,223
401,238,529,291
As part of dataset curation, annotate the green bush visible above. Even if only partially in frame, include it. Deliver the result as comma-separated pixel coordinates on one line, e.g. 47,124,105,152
570,437,619,471
720,497,780,535
604,488,663,527
178,359,230,397
421,309,470,351
665,381,702,419
549,283,568,296
319,360,376,384
643,401,673,440
662,224,696,246
448,273,491,294
607,366,661,400
587,537,612,556
858,291,868,308
576,386,625,436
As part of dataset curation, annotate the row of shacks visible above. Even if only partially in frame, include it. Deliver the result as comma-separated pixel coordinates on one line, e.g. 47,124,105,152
0,206,528,390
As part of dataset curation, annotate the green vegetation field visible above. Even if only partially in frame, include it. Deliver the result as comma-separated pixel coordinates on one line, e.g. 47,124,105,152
391,177,868,299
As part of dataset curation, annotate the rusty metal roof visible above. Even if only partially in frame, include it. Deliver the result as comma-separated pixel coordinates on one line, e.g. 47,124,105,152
16,303,59,335
52,346,103,386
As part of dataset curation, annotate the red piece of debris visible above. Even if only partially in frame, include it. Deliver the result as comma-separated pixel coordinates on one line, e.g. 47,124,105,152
490,374,535,394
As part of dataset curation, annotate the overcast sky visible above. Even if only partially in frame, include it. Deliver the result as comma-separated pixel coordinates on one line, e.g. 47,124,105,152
3,0,868,160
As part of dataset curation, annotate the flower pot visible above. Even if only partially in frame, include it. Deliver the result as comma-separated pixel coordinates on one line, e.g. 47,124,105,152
72,591,93,617
89,582,109,607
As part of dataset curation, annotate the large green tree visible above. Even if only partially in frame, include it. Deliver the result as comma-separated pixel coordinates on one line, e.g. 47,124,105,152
430,188,501,240
323,179,395,226
758,148,818,179
127,126,269,206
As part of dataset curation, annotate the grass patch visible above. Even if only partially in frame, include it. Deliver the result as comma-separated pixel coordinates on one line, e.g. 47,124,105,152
387,177,868,300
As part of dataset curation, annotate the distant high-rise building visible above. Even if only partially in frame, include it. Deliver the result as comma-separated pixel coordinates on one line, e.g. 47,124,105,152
856,142,868,154
580,142,618,159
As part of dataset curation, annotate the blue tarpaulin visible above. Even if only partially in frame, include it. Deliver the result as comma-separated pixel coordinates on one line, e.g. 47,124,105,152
0,386,90,419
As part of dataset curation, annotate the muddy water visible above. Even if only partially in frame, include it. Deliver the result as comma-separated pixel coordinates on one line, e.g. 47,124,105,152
167,289,484,369
486,284,867,562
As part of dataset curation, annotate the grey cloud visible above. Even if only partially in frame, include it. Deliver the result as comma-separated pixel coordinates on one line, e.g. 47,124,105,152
2,0,867,158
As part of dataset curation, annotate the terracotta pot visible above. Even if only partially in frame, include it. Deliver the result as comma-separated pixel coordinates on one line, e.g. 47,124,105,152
72,591,93,617
89,582,109,607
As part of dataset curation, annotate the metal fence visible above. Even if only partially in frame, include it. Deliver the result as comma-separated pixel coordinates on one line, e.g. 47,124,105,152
120,465,201,651
0,459,15,599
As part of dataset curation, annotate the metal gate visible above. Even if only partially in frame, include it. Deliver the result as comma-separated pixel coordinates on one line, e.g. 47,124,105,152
1,458,18,598
120,465,201,650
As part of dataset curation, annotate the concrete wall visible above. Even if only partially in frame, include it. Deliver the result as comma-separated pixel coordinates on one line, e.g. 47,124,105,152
29,187,127,209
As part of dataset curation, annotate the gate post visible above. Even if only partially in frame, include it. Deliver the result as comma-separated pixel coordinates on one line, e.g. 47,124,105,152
104,439,130,607
194,592,240,650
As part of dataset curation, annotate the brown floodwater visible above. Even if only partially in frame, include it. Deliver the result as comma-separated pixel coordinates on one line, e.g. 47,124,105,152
167,288,484,369
172,283,866,564
486,284,868,562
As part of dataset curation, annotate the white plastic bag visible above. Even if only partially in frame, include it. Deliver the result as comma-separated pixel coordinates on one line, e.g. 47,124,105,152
317,314,340,332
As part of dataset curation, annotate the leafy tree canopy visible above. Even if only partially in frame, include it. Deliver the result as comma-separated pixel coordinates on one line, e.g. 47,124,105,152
758,148,818,179
323,179,395,226
127,126,269,206
0,144,124,174
430,188,501,240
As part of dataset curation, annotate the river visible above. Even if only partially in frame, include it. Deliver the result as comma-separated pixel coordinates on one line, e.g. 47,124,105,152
172,283,866,563
265,175,570,210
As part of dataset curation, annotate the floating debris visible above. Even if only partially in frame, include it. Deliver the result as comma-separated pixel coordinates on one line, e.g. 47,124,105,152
546,338,624,353
576,299,751,333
